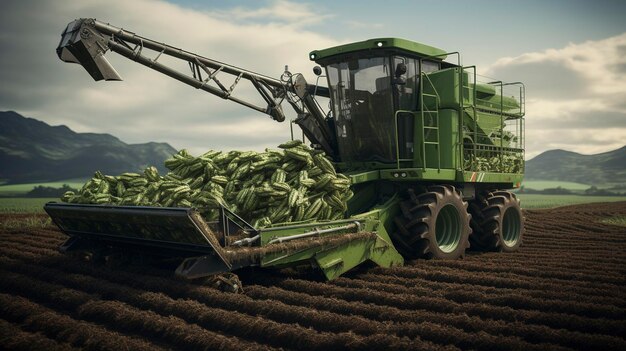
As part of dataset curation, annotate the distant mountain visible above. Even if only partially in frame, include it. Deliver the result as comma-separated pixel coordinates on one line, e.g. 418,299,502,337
0,111,177,183
525,146,626,186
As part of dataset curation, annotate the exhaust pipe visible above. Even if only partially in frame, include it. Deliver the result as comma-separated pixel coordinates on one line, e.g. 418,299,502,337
57,19,122,81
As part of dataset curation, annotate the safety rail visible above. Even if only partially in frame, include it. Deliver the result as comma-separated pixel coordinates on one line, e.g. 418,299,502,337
393,51,524,175
462,144,524,173
394,110,416,169
463,65,478,173
462,68,525,174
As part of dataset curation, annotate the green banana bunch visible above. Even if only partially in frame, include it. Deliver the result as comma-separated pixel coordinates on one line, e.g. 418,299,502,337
61,140,352,229
463,153,523,173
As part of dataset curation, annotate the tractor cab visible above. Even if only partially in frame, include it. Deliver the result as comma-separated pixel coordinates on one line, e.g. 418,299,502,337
310,38,448,166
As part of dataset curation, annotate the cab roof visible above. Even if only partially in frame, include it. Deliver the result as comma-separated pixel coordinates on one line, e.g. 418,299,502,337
309,38,448,63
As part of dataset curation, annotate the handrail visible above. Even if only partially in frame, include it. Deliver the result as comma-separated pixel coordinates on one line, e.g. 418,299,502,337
421,73,441,102
502,81,526,165
419,71,441,170
416,52,462,172
458,68,525,174
485,80,504,168
462,66,477,172
415,52,525,174
394,111,401,170
394,110,416,169
502,82,525,117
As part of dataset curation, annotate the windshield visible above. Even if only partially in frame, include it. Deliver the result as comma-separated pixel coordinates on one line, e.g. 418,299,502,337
327,57,395,163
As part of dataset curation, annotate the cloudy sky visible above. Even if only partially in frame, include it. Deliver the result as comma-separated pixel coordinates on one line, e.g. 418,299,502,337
1,0,625,159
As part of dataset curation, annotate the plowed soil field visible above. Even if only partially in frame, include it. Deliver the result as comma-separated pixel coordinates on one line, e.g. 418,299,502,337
1,202,625,350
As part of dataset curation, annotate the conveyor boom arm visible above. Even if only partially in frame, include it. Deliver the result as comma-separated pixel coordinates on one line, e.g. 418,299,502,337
57,18,336,154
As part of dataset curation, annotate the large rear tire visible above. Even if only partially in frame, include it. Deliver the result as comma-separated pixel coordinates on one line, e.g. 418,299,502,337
392,185,471,259
469,190,524,252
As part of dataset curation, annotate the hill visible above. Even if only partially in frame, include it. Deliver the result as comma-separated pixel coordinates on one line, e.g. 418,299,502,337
525,146,626,186
0,111,177,183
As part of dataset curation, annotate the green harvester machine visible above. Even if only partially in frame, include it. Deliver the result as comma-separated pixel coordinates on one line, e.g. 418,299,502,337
48,18,525,289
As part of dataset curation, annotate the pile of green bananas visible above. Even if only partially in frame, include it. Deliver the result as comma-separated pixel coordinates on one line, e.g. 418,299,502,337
463,153,523,173
61,140,352,228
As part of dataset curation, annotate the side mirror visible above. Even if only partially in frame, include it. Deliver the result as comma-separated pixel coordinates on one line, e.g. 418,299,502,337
395,62,407,77
313,66,323,76
393,62,407,85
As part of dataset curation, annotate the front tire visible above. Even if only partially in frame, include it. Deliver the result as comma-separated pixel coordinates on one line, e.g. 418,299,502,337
469,190,524,252
392,185,471,259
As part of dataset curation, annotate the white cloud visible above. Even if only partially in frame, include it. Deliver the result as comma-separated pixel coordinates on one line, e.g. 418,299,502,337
484,33,626,159
488,34,626,95
210,0,333,27
344,20,383,29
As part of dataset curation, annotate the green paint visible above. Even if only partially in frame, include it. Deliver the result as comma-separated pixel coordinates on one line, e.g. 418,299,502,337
310,38,447,63
379,168,457,181
258,196,404,278
345,170,380,185
314,235,403,280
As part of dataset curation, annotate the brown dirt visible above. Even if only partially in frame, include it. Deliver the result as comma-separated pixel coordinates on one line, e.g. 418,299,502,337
1,202,625,350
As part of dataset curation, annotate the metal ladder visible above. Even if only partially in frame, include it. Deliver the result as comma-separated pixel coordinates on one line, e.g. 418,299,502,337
420,72,441,170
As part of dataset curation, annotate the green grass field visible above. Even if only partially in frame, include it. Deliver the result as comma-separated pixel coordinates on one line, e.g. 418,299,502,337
0,179,86,196
0,198,58,213
517,194,626,209
521,180,591,191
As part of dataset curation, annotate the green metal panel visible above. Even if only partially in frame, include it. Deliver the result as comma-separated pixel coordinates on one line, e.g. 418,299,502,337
463,109,503,145
259,196,404,279
345,170,380,185
475,83,496,97
458,171,524,187
258,218,385,267
310,38,447,63
462,107,524,149
314,235,403,280
423,68,470,109
438,109,459,170
476,94,520,112
379,168,457,181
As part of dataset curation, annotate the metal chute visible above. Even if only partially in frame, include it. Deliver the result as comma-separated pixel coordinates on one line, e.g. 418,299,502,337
56,19,121,81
